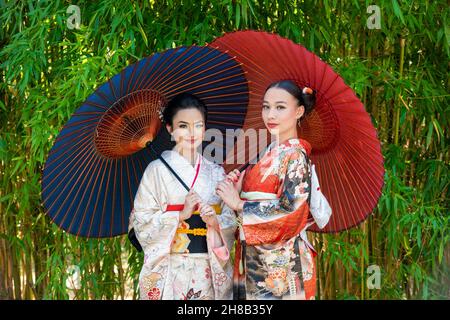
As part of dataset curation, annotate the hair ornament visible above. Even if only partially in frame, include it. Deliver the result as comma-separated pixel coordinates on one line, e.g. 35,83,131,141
157,102,166,124
303,86,313,95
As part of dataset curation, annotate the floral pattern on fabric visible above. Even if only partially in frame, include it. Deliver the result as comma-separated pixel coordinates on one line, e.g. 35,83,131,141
235,139,318,300
131,151,236,300
243,141,311,218
171,221,190,253
140,272,163,300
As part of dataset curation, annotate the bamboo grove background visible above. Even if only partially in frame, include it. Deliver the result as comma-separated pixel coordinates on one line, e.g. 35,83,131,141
0,0,448,300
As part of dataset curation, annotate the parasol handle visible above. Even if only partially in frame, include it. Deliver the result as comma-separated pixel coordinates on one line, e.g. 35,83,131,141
240,162,251,172
239,151,264,172
146,142,190,192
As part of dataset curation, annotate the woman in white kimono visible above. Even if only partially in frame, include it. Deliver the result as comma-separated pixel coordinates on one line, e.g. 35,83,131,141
129,93,236,300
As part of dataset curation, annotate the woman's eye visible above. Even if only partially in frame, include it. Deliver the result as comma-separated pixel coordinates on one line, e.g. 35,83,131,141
179,124,187,128
276,105,286,110
262,105,269,110
195,124,204,128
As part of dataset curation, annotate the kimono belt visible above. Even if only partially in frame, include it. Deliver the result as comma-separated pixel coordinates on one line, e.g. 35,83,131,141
239,191,317,255
166,203,222,254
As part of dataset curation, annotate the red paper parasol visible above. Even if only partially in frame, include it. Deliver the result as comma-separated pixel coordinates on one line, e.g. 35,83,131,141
210,30,384,233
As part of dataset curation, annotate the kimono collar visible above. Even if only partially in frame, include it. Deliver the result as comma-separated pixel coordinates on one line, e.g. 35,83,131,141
161,150,202,189
161,150,201,167
267,138,312,156
295,138,312,156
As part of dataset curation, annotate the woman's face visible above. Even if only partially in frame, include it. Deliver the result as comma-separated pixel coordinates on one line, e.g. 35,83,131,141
166,108,205,152
262,87,304,140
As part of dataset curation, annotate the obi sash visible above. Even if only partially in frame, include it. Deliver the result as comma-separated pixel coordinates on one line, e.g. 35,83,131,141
167,204,221,253
239,191,317,257
166,155,221,253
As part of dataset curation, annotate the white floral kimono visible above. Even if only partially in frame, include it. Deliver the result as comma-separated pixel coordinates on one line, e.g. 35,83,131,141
129,150,236,300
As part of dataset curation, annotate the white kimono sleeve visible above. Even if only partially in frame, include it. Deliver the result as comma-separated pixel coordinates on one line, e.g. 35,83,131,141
309,164,332,229
218,202,237,251
131,163,179,253
206,166,237,268
300,164,332,253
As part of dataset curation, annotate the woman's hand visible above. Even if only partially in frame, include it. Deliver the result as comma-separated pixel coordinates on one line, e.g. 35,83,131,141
216,180,245,212
225,169,246,193
179,190,201,221
199,203,220,230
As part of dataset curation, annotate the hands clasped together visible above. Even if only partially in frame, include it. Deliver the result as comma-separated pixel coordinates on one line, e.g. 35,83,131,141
179,189,219,230
180,169,246,229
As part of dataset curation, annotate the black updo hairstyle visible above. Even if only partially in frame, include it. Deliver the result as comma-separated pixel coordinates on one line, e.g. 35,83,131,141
266,80,316,115
162,92,207,126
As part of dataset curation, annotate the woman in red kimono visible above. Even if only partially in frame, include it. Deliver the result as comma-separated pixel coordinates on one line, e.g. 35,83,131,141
216,80,331,300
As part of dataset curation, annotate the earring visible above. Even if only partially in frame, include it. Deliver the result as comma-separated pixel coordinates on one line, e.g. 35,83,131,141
297,118,302,128
157,106,165,123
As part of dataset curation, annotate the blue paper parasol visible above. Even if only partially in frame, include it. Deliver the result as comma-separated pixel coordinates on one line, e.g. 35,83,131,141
42,46,249,238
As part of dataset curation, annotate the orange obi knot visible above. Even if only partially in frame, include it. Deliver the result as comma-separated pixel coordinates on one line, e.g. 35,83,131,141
167,203,221,238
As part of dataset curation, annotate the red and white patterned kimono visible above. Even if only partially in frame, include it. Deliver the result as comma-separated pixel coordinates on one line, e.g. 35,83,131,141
234,138,331,300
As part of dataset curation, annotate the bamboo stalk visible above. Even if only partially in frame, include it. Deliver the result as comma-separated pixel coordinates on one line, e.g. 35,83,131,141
319,233,327,300
0,219,7,299
32,216,46,298
0,177,8,299
314,233,321,299
8,209,22,300
22,185,33,300
394,38,406,146
6,239,14,299
360,227,366,299
323,240,332,299
117,241,125,300
330,258,336,299
346,232,351,294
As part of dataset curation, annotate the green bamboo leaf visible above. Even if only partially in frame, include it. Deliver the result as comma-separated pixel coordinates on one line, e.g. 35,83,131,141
235,4,241,28
137,23,148,47
309,28,315,51
392,0,405,25
393,195,398,214
242,0,248,26
431,118,443,142
227,2,233,21
385,194,391,212
444,24,450,56
436,28,444,43
0,194,13,203
135,3,143,25
111,16,121,33
416,224,422,248
438,240,444,263
422,280,429,299
10,157,26,176
426,121,433,149
246,0,255,17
